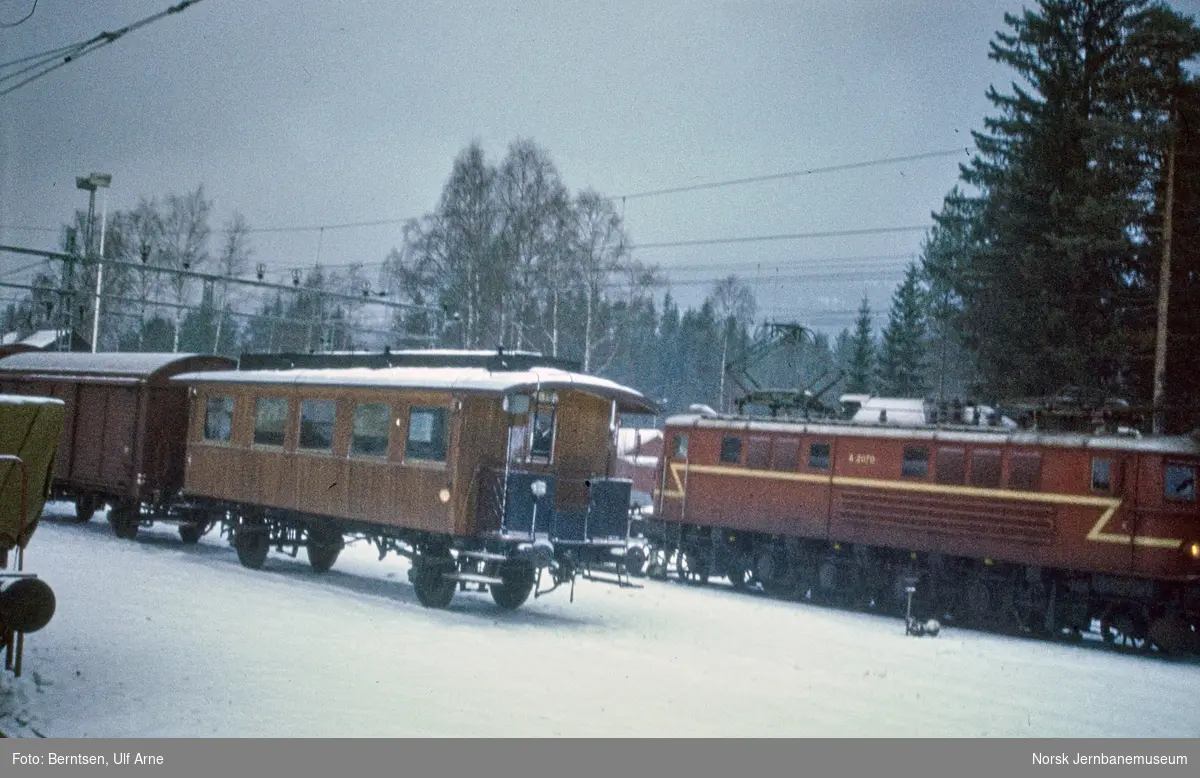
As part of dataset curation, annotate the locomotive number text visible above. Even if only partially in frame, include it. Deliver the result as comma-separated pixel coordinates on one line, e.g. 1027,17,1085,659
848,453,876,465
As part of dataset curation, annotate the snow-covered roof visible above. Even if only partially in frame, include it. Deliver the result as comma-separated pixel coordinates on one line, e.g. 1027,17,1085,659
664,413,1200,455
174,366,658,413
0,352,235,381
617,427,663,455
0,393,66,407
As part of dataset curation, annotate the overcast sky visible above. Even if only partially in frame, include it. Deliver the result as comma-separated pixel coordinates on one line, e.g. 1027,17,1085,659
3,0,1197,335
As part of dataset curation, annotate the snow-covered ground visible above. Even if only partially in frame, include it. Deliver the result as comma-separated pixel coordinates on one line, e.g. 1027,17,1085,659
2,503,1198,738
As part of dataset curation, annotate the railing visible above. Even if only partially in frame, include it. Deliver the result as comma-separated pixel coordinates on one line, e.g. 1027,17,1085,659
474,466,634,545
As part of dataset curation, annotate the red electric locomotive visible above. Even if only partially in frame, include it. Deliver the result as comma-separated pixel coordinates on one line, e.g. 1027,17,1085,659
643,408,1200,653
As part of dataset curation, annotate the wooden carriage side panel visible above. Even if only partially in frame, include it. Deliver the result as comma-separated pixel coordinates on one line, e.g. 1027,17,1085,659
553,392,614,512
289,387,348,518
97,385,138,493
375,391,454,535
453,396,507,537
143,385,191,496
72,384,108,486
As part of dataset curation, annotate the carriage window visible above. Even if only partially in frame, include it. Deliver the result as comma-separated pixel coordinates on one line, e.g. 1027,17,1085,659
203,396,233,442
299,400,336,451
405,406,448,463
1009,452,1042,490
528,391,557,462
808,442,831,470
935,448,965,485
672,434,688,459
1091,458,1112,492
351,403,391,457
970,449,1002,488
252,398,288,446
773,438,799,471
746,437,771,469
1164,463,1195,501
720,435,743,464
902,446,929,478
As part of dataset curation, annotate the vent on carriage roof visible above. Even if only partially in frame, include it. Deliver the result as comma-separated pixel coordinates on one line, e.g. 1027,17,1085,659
235,349,583,373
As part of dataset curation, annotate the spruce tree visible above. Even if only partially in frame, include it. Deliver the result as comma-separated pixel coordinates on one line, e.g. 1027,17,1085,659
878,264,929,397
931,0,1200,400
844,297,876,394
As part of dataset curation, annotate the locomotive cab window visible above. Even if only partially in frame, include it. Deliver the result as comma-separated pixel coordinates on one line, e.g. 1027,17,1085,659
1091,458,1112,492
203,396,233,443
252,398,288,447
720,435,743,464
672,434,688,459
351,403,390,457
902,446,929,478
808,442,831,471
1164,463,1196,501
299,400,336,452
405,406,448,463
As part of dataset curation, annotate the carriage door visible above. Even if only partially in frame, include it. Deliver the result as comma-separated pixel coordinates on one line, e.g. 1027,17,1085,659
101,386,139,489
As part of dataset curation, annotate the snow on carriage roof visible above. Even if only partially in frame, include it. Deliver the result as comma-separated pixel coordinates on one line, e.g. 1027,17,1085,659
0,351,235,380
0,393,66,407
173,365,658,413
664,413,1200,454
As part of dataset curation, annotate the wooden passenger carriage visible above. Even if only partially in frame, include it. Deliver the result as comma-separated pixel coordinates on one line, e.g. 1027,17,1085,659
175,352,656,610
647,411,1200,651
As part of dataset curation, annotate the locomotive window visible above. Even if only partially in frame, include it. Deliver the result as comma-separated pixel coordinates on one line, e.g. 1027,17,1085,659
970,449,1002,488
901,446,929,478
720,435,743,464
773,438,799,471
672,434,688,459
746,437,771,469
351,403,391,457
1164,463,1195,501
405,407,448,463
203,396,233,442
935,448,965,485
252,398,288,447
1091,458,1112,492
1009,452,1042,490
299,400,336,451
808,442,831,471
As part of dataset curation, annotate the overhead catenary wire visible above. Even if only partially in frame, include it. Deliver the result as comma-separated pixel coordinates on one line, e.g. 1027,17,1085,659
0,0,207,98
0,0,36,28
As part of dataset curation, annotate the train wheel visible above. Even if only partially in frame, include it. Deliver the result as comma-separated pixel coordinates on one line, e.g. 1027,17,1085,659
234,525,270,569
964,578,991,627
178,522,206,545
73,495,97,524
624,546,647,577
725,563,748,591
109,503,139,540
491,561,536,610
306,520,344,573
412,557,457,609
677,549,709,585
646,547,670,579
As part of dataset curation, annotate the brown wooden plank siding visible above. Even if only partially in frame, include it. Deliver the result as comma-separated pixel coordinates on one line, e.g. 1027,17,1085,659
183,378,631,540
